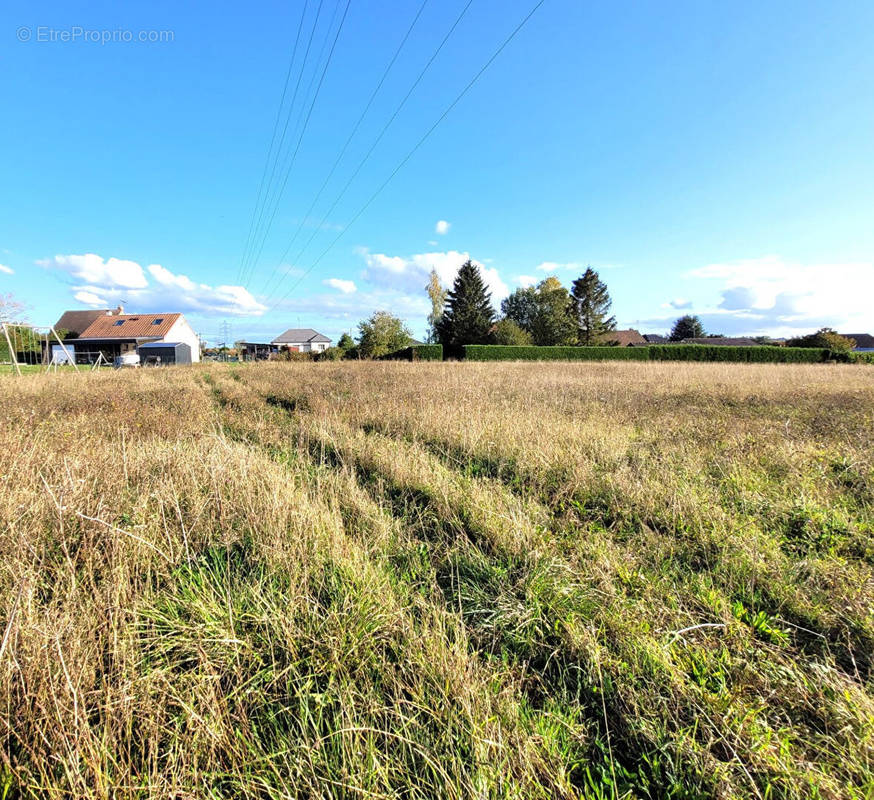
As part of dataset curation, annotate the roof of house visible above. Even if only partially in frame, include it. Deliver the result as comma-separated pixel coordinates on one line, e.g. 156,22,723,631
54,309,111,336
137,341,189,349
271,328,331,344
842,333,874,349
682,337,761,346
597,328,647,347
643,333,668,343
76,313,182,340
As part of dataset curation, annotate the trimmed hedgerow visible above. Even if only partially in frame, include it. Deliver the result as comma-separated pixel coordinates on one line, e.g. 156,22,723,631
842,351,874,365
463,345,650,361
381,344,443,361
647,345,830,363
462,344,843,363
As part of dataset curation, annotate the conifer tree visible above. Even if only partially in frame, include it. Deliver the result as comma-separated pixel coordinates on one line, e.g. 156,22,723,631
436,260,495,347
569,267,616,345
669,314,706,341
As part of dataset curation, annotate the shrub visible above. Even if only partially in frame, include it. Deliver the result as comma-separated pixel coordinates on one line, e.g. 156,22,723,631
647,345,829,363
840,351,874,365
493,318,532,346
463,345,649,361
276,349,314,362
316,347,344,361
380,345,443,362
786,328,856,353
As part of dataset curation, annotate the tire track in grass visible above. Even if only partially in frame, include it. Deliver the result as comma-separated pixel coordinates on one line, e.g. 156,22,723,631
216,371,874,798
356,415,874,684
346,411,874,798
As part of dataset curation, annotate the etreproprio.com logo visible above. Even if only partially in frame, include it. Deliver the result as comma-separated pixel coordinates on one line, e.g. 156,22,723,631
17,26,175,44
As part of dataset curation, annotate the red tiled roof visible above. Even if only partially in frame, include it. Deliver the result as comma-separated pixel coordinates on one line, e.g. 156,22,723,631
597,329,647,346
77,313,182,340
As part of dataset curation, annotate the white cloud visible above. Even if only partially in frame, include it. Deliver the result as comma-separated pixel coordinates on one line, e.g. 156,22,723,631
73,290,108,307
515,275,538,288
435,220,450,235
0,264,13,275
360,248,509,302
661,297,692,310
42,252,266,317
536,261,581,273
38,253,148,289
663,255,874,337
323,277,357,294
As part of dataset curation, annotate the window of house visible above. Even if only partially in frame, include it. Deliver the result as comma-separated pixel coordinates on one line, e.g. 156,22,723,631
153,318,164,325
114,320,124,326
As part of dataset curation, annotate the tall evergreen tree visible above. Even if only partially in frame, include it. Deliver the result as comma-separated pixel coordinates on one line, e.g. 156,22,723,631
569,267,616,345
669,314,706,341
436,260,495,347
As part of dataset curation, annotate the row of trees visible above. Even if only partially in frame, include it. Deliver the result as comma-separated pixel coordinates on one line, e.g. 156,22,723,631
426,261,617,348
336,262,619,359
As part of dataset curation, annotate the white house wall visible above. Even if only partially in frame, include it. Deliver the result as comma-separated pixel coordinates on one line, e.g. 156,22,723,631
166,317,201,362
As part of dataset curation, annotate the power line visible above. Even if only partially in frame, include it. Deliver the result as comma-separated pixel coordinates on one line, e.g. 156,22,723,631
239,0,328,284
235,0,311,285
261,0,475,298
241,0,344,287
253,0,431,296
242,0,353,287
266,0,548,313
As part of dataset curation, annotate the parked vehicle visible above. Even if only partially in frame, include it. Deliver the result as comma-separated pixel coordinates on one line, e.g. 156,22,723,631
113,352,141,369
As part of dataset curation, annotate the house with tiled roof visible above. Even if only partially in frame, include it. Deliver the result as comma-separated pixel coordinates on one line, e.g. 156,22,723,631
681,337,761,347
596,329,647,347
270,328,332,354
56,306,201,363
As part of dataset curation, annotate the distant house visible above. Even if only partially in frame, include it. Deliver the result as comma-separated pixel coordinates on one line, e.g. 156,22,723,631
842,333,874,352
682,337,761,346
598,329,647,347
271,328,332,354
55,306,201,363
643,333,668,344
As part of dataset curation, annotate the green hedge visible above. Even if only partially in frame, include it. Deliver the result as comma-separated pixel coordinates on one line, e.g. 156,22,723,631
842,351,874,365
463,344,839,363
381,344,443,361
647,345,830,363
463,345,649,361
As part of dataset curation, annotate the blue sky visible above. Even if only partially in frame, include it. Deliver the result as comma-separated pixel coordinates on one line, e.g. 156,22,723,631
2,0,873,343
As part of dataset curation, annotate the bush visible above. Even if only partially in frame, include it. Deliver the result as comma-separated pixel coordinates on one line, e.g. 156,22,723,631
380,345,443,362
276,349,314,362
786,328,856,353
316,347,344,361
493,318,533,346
647,345,830,363
841,351,874,365
463,345,649,361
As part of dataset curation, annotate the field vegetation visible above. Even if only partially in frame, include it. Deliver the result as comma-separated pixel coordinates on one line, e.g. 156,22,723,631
0,361,872,798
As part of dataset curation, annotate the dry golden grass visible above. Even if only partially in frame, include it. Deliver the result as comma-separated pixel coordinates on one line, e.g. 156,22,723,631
0,361,872,798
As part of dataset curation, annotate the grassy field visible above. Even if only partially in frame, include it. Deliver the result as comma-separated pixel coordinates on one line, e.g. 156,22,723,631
0,361,872,799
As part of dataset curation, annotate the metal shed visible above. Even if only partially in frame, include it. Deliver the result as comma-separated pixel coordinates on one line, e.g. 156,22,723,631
136,342,192,366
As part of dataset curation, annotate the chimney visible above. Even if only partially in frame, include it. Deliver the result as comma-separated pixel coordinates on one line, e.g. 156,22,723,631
114,304,124,316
